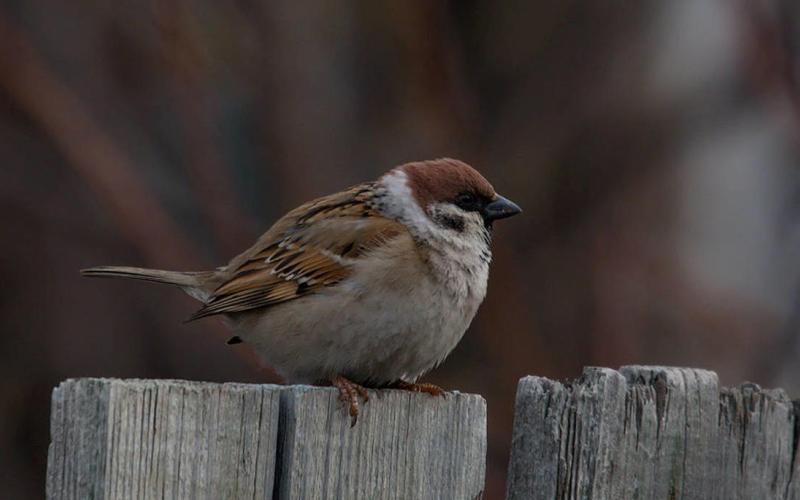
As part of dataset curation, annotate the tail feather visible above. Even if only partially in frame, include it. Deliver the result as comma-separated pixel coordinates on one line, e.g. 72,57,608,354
81,265,209,286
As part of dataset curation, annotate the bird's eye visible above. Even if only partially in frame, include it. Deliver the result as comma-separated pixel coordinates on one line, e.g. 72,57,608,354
454,192,480,211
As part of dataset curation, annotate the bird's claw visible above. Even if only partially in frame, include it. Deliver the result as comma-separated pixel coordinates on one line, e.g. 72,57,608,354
392,380,447,397
331,375,370,427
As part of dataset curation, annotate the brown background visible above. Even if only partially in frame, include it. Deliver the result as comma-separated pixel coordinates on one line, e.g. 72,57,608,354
2,1,800,498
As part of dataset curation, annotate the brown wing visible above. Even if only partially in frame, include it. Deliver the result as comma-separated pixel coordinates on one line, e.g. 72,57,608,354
188,183,404,320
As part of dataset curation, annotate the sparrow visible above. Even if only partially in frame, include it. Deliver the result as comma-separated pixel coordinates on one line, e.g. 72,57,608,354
83,158,521,425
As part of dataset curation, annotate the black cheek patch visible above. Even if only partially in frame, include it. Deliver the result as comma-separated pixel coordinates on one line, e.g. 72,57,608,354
227,336,243,345
436,213,465,232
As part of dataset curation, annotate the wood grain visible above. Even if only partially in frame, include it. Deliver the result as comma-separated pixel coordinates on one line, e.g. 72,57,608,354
46,379,281,500
276,386,486,499
46,379,487,499
506,365,800,500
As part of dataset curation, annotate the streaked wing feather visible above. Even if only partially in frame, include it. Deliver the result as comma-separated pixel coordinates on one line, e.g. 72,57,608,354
188,184,406,320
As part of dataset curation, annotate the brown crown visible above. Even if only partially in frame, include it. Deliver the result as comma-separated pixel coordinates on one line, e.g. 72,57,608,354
399,158,496,209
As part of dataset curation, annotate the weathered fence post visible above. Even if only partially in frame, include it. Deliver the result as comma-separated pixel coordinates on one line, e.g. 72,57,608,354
506,365,800,500
46,379,486,500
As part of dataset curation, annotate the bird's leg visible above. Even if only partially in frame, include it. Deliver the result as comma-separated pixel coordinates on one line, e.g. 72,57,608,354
330,375,370,427
391,380,446,396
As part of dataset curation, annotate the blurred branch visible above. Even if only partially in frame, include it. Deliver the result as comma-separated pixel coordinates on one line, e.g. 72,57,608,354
0,8,270,376
739,0,800,141
0,9,196,269
737,0,800,384
154,1,258,258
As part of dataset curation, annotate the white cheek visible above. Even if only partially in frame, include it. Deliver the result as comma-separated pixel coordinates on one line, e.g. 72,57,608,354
379,171,491,268
380,170,436,235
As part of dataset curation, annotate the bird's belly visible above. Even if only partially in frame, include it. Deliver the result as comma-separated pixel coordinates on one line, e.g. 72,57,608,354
232,272,482,385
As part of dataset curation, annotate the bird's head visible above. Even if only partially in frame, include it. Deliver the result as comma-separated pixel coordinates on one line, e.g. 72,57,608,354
379,158,521,238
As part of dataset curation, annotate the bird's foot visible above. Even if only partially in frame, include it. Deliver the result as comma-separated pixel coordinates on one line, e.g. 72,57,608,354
331,375,370,427
391,380,446,397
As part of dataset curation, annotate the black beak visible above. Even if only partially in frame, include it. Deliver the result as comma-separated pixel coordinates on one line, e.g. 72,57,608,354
482,195,522,222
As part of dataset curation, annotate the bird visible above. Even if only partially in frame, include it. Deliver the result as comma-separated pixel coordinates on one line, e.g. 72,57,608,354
82,158,521,425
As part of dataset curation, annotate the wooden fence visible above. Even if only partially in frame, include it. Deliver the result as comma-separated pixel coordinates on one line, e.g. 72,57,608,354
46,379,486,499
46,366,800,499
507,366,800,500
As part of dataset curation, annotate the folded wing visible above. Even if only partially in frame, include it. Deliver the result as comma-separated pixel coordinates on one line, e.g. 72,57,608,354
188,183,405,320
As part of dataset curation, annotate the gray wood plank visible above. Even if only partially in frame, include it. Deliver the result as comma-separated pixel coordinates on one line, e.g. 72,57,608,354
47,379,487,499
507,366,800,500
276,386,487,500
46,379,281,500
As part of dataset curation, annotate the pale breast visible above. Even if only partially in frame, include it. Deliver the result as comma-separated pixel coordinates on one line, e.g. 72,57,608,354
232,229,490,385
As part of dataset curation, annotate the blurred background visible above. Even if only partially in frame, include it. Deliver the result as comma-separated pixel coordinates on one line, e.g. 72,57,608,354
2,1,800,497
